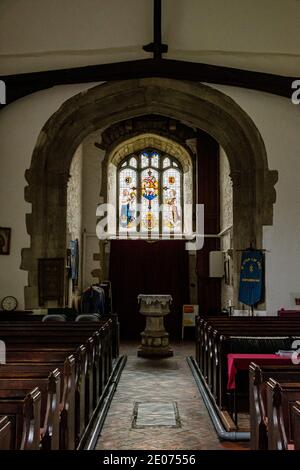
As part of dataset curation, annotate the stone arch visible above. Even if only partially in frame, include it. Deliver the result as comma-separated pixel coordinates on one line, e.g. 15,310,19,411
22,78,277,308
108,133,193,171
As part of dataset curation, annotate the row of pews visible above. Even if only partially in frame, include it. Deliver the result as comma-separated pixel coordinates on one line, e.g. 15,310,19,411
249,363,300,450
0,316,119,450
195,315,300,450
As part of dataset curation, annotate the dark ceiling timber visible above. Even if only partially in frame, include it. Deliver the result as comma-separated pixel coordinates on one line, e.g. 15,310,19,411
0,58,296,108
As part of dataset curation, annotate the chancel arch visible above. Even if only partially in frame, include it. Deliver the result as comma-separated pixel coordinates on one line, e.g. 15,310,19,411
21,78,277,309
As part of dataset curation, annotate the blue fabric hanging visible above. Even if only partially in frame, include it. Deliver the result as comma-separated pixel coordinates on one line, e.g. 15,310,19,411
238,249,264,306
70,239,79,282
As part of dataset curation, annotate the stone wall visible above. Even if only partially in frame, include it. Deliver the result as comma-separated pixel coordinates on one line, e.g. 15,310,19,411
67,144,83,243
219,147,234,309
81,132,105,289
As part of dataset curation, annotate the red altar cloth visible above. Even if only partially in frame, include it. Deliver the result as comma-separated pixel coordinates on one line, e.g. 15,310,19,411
278,309,300,317
227,353,294,390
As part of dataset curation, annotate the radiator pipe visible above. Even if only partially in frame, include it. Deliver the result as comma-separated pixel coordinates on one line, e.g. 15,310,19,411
80,354,127,450
187,356,250,441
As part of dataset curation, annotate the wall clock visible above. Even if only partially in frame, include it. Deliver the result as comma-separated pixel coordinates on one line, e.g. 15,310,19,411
1,296,18,311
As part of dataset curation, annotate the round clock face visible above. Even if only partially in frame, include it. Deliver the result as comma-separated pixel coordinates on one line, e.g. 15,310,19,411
1,296,18,311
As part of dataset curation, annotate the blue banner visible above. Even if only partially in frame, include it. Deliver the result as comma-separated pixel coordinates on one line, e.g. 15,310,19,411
238,250,264,306
70,239,79,282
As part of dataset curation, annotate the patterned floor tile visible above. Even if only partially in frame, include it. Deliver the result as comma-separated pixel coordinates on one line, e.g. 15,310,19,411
96,342,249,450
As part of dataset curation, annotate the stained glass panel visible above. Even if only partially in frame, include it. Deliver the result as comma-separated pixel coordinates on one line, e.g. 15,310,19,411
140,168,159,233
162,168,182,233
119,168,137,232
129,157,137,168
141,152,149,168
151,152,159,168
163,157,171,168
118,150,183,236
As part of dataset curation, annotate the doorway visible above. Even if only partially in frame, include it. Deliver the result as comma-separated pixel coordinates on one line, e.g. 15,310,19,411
109,240,189,340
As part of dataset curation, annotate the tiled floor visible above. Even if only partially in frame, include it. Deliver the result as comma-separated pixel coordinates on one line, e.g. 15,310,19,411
96,342,249,450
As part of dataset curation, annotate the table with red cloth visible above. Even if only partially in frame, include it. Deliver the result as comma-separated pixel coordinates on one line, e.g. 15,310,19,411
278,309,300,317
227,353,294,390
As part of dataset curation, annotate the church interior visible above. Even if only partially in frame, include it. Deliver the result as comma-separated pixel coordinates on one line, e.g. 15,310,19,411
1,0,300,455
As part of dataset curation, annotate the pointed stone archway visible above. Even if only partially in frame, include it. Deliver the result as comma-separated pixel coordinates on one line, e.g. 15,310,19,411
22,78,277,308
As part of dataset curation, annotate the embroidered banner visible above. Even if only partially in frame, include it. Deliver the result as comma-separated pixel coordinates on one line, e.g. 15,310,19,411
70,239,79,283
238,250,264,306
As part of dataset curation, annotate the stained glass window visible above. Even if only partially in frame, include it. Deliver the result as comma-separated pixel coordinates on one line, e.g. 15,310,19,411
129,157,137,168
162,168,182,233
118,149,183,234
163,157,170,168
119,168,137,232
141,168,159,233
151,152,159,168
141,152,149,168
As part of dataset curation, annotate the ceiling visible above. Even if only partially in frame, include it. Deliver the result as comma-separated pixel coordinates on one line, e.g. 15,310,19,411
0,0,299,76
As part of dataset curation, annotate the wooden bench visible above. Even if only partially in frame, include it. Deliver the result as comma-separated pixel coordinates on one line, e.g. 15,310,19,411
2,323,113,400
266,378,300,450
195,316,300,409
5,347,83,448
0,416,11,450
0,369,60,450
0,387,41,450
0,322,113,392
5,335,110,426
0,319,115,450
249,363,300,449
196,315,300,381
217,331,296,409
292,401,300,450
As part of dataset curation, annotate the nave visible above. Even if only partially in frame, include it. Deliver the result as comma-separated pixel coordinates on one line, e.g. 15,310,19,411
96,342,248,451
1,1,300,458
1,312,300,451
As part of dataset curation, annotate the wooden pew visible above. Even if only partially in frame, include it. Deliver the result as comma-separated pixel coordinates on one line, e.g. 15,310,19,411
249,363,300,450
6,345,87,449
218,332,295,409
0,320,113,381
1,356,76,450
266,378,300,450
0,322,112,397
196,315,300,396
2,323,113,410
0,387,41,450
195,316,300,408
21,388,42,450
5,335,107,428
5,338,91,429
0,320,114,449
2,328,112,447
292,401,300,450
0,366,61,450
0,416,11,450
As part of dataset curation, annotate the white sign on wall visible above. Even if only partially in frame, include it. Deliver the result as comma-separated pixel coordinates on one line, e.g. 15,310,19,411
182,305,199,339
